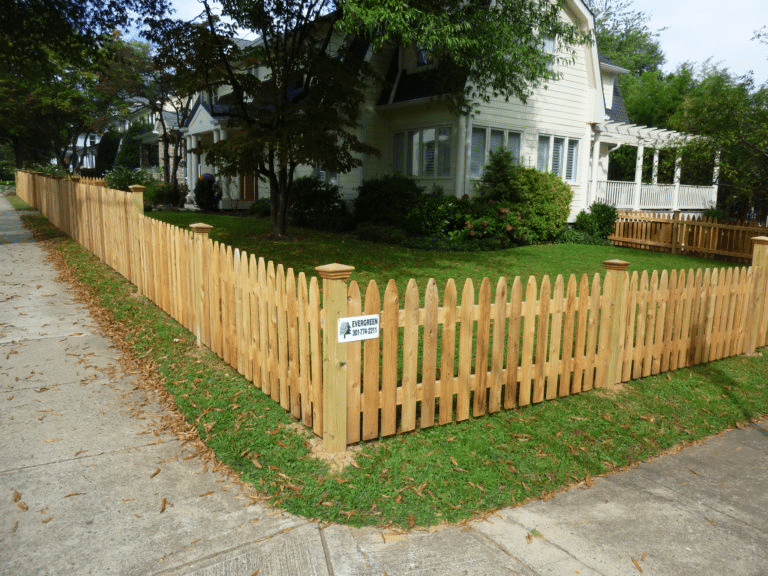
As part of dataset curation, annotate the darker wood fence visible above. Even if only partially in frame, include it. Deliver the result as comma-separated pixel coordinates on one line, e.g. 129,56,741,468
609,210,768,263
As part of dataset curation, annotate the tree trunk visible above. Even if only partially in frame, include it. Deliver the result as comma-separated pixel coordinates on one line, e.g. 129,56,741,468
269,169,289,238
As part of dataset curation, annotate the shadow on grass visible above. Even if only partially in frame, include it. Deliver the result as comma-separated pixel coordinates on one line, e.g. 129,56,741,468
699,361,768,439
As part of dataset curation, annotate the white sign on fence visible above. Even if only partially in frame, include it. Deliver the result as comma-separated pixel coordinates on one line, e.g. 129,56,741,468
338,314,380,343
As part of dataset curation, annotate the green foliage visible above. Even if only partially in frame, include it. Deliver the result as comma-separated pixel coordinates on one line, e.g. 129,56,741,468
354,175,424,227
585,0,665,78
288,176,352,232
104,165,178,206
473,148,524,203
249,198,271,217
114,121,150,170
514,170,573,243
340,0,590,108
28,163,68,177
474,153,573,244
674,69,768,221
449,199,525,247
403,188,466,238
194,173,222,212
574,202,618,239
104,166,157,192
95,130,121,176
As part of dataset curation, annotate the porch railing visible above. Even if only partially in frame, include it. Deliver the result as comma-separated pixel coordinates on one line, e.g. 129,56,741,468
591,180,717,211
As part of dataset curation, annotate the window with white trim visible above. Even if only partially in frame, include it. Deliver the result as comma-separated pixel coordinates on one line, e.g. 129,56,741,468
537,135,579,182
469,127,521,179
393,127,452,178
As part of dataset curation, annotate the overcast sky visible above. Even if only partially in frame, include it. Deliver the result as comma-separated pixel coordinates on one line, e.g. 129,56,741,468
167,0,768,86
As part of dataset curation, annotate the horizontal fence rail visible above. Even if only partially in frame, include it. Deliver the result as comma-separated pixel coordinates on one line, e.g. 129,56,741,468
16,172,768,452
610,210,768,264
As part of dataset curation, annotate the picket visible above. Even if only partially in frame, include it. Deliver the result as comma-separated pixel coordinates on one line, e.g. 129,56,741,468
17,171,768,450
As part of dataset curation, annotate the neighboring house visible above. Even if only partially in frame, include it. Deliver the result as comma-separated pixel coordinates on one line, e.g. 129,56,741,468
182,96,258,210
68,133,101,171
178,0,717,216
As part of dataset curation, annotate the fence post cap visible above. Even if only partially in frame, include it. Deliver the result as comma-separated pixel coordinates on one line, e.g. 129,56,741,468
603,259,630,271
190,222,214,235
315,263,355,280
128,185,146,193
751,236,768,246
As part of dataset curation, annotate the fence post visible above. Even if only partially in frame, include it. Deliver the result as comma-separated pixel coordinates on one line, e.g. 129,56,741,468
671,210,681,255
748,237,768,353
604,259,630,389
191,223,213,347
315,263,355,453
127,185,145,292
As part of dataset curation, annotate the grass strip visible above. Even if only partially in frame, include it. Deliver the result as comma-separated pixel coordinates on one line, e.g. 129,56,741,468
4,193,35,211
21,212,768,530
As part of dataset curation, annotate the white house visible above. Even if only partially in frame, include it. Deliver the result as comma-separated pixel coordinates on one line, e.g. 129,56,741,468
179,0,717,216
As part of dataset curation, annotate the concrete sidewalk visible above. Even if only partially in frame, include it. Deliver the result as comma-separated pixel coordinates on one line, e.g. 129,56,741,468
2,191,767,576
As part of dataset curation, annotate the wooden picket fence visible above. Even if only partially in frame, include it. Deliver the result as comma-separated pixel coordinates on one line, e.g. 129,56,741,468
15,172,768,452
610,210,768,263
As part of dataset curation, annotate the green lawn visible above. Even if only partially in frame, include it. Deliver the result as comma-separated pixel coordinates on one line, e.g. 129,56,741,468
148,210,739,295
21,211,768,530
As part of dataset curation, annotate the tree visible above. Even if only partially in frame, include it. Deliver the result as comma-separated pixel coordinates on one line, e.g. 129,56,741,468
142,20,223,191
675,69,768,220
0,1,167,170
584,0,665,78
188,0,589,238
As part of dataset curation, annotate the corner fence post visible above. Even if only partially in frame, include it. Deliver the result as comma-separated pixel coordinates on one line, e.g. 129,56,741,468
604,259,630,389
315,263,355,453
748,237,768,353
191,223,213,348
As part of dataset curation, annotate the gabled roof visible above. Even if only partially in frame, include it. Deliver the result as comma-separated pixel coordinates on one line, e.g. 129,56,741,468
598,53,630,75
598,52,631,123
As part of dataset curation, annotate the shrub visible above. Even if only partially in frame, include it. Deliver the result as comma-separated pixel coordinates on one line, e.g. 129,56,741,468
474,148,524,203
573,202,618,239
105,166,160,192
475,150,573,244
511,167,573,243
289,176,352,232
354,175,423,227
403,188,466,238
194,173,221,211
249,198,271,217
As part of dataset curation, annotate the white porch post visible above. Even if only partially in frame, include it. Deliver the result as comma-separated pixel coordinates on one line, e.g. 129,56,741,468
632,144,644,211
711,151,721,207
588,129,601,206
455,113,467,198
187,135,198,204
672,151,682,211
652,149,659,184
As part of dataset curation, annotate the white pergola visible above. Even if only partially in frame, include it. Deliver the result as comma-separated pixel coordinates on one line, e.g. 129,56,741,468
588,121,719,211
